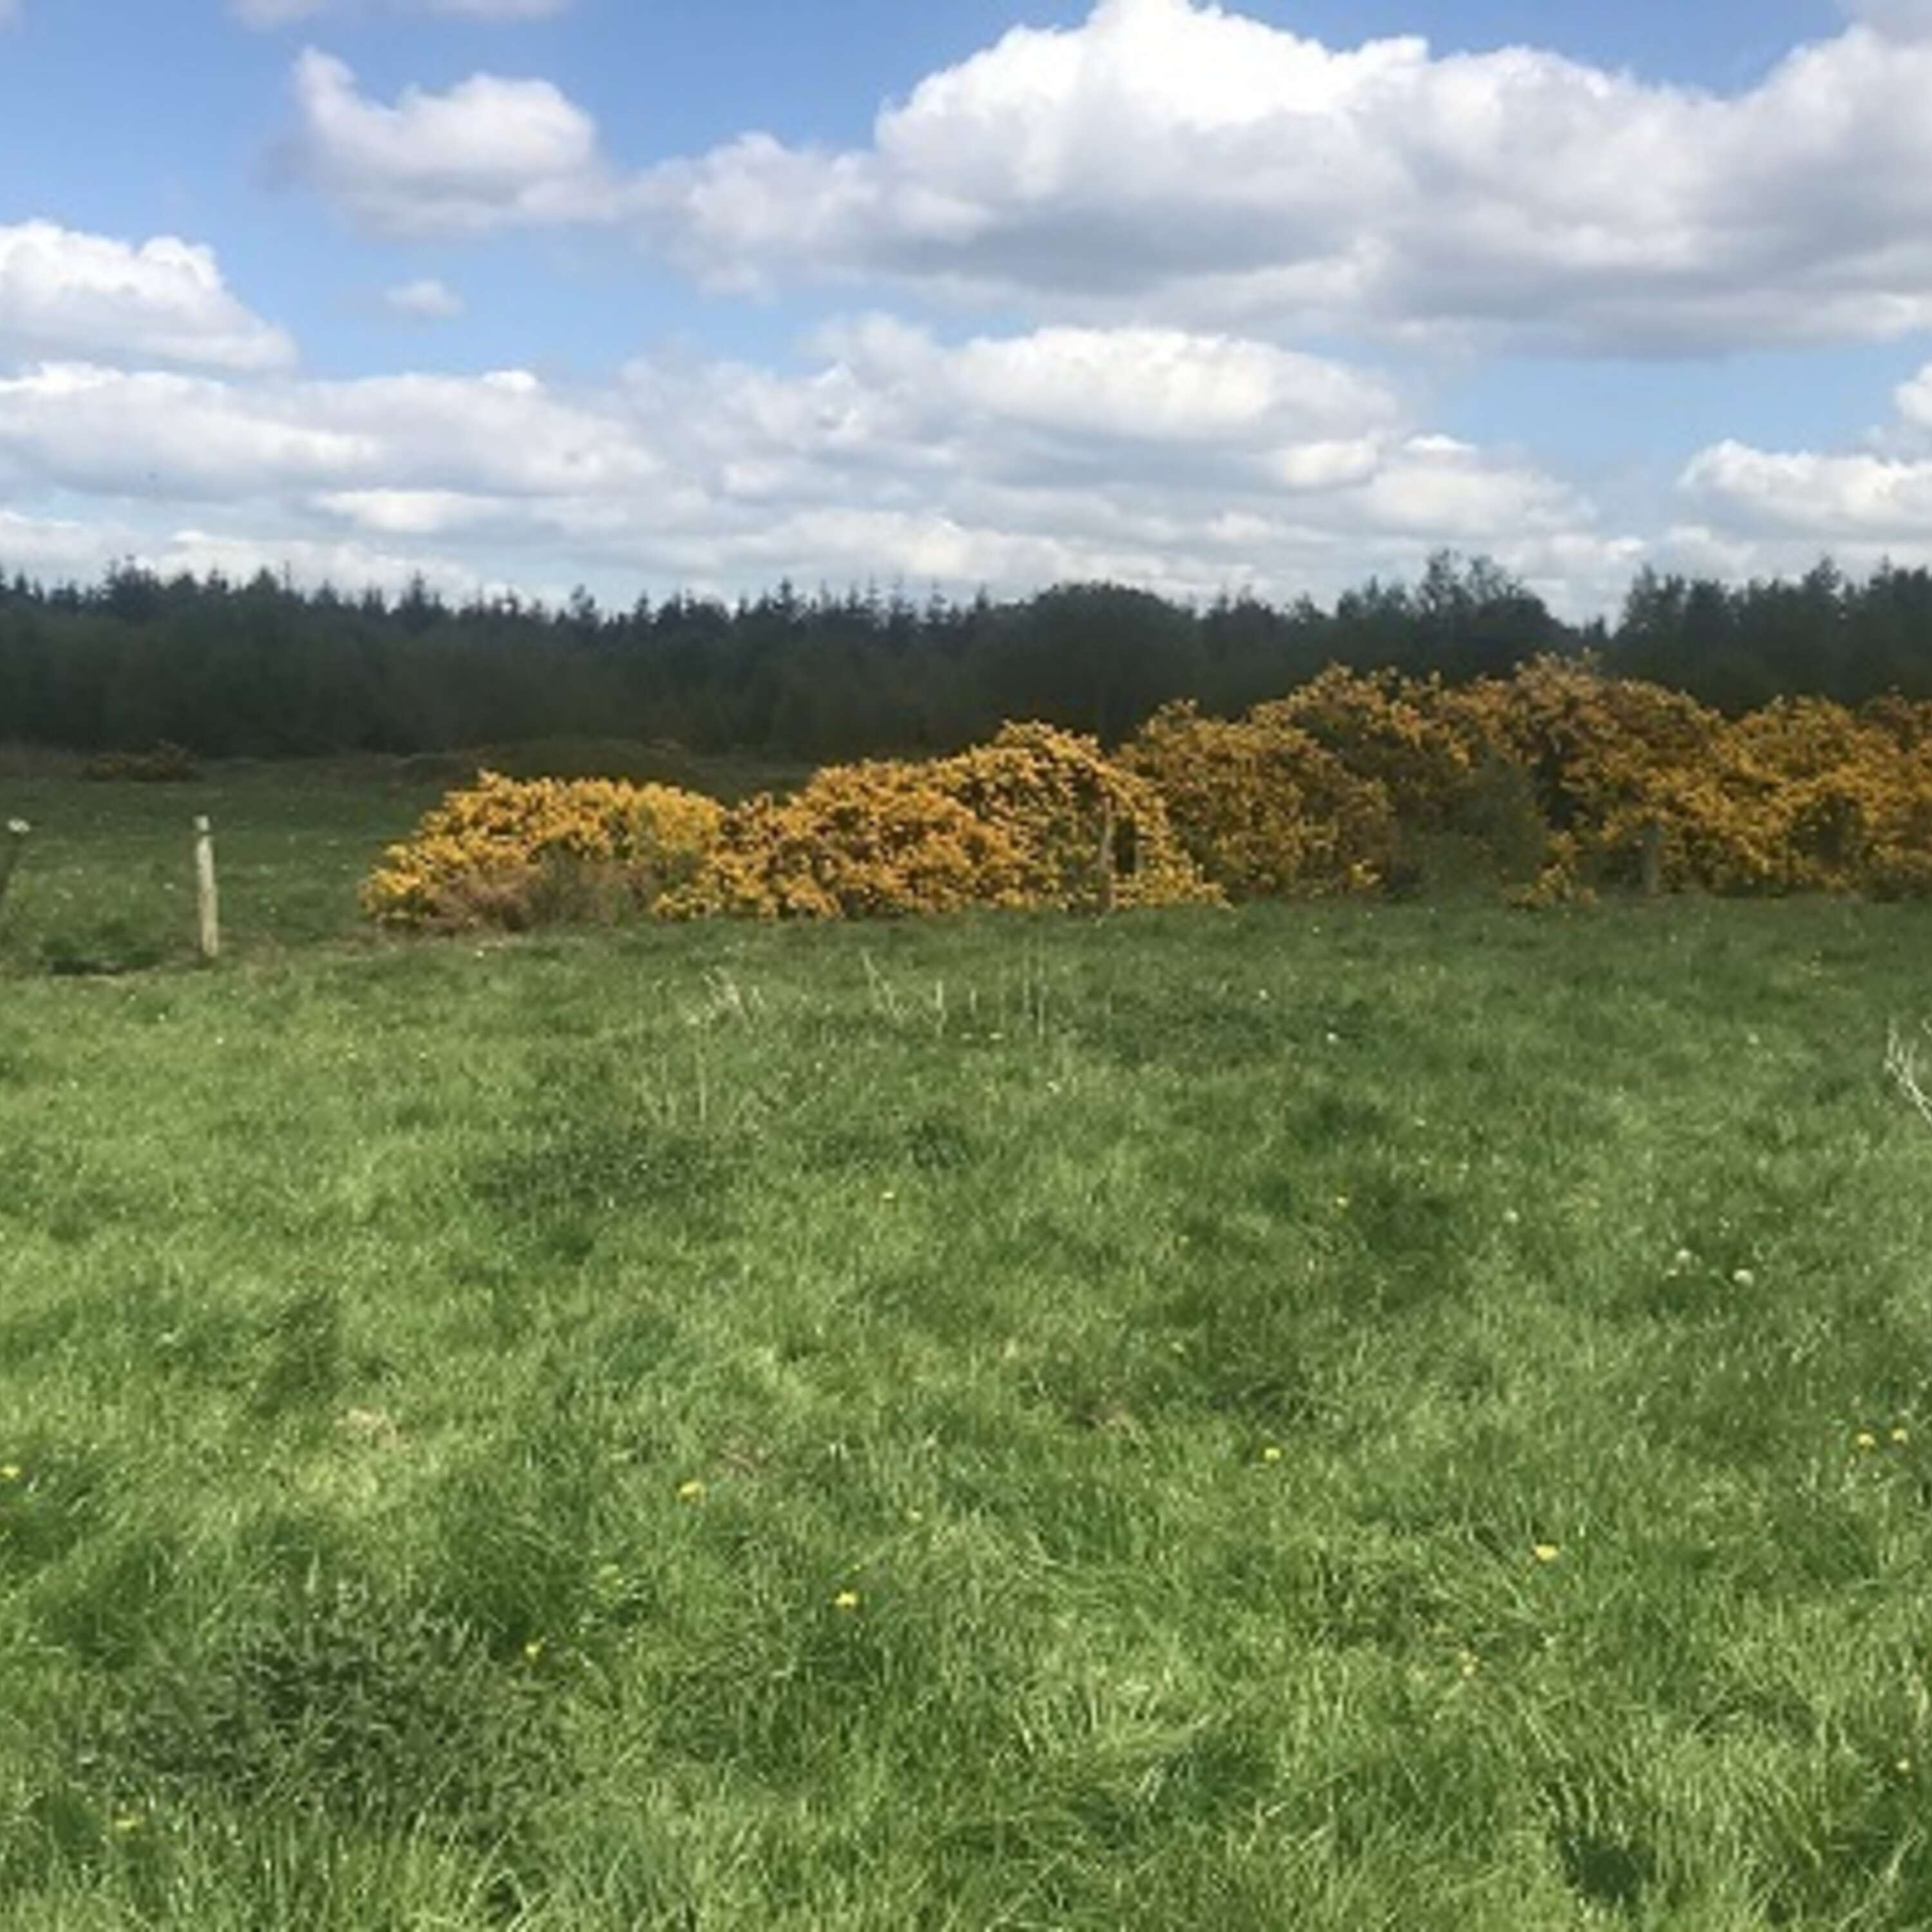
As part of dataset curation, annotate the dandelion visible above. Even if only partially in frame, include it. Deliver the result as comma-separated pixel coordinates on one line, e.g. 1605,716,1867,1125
1891,1426,1911,1445
1333,1194,1350,1209
880,1188,897,1202
676,1479,705,1501
1898,1757,1914,1776
522,1638,545,1663
833,1589,862,1613
0,1464,19,1482
1855,1430,1878,1452
1532,1543,1561,1564
1260,1444,1283,1464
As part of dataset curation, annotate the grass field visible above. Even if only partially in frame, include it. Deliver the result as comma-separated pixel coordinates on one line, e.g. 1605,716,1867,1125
5,765,1932,1927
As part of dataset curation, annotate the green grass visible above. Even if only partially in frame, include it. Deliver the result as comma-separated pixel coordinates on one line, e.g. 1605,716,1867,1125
4,765,1932,1926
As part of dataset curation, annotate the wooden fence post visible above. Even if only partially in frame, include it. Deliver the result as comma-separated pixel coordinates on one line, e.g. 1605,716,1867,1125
1639,817,1663,899
0,818,28,920
194,815,221,961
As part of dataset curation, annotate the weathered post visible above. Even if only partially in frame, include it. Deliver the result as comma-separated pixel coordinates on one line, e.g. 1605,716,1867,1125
194,815,221,961
0,818,29,920
1096,796,1117,915
1639,817,1663,899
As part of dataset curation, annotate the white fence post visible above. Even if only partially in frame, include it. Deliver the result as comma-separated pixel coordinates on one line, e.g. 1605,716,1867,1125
194,815,221,961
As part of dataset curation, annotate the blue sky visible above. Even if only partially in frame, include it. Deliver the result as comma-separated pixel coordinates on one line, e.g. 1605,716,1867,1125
3,0,1932,616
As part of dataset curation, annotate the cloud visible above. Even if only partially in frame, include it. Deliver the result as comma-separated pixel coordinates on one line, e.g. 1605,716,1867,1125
613,0,1932,353
0,222,296,370
236,0,569,26
1674,357,1932,574
1680,440,1932,539
0,362,651,500
0,321,1636,614
382,276,465,319
290,1,1932,351
291,48,613,234
1837,1,1932,39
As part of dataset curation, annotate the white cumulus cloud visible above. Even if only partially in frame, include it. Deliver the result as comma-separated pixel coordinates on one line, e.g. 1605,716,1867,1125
0,321,1636,614
614,0,1932,353
291,48,614,236
1673,358,1932,574
0,222,295,371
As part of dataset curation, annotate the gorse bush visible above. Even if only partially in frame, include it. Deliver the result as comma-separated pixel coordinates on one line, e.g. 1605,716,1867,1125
1123,699,1396,899
677,723,1213,918
361,771,723,930
362,670,1932,928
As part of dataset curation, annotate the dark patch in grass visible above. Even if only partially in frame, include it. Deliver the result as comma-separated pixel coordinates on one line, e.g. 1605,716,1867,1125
0,1437,108,1577
30,1525,179,1668
249,1285,345,1420
1287,1089,1394,1151
1553,1826,1654,1913
84,1577,563,1841
424,1417,612,1653
1084,985,1286,1072
39,919,167,978
468,1117,732,1244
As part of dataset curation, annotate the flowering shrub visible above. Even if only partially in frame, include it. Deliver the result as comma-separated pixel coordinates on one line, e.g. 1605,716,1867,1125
677,724,1213,918
1269,667,1479,827
669,761,1036,919
361,771,724,929
364,676,1932,929
932,723,1211,912
1123,699,1395,898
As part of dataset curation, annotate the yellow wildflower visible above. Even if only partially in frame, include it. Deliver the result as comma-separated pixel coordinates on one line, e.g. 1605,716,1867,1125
1891,1426,1911,1445
0,1464,19,1482
1532,1543,1561,1564
676,1479,706,1501
833,1589,862,1613
1855,1430,1879,1451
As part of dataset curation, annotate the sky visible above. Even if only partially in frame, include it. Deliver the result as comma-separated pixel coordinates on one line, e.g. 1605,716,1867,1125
5,0,1932,619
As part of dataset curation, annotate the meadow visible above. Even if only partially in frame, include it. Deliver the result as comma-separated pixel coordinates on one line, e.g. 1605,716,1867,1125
3,759,1932,1927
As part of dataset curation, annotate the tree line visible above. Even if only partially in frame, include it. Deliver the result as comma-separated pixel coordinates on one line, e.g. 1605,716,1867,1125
2,551,1928,763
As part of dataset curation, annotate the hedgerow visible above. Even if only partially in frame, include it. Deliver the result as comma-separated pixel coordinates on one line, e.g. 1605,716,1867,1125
362,667,1932,929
